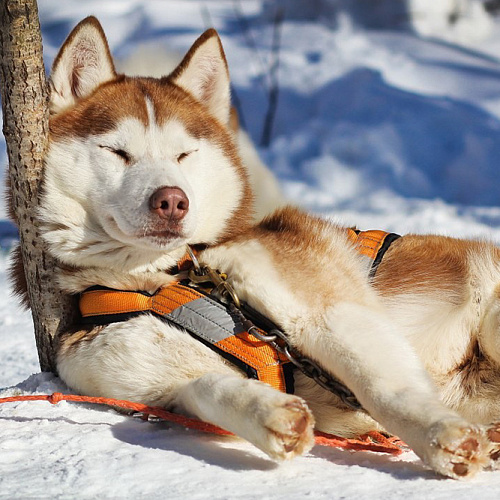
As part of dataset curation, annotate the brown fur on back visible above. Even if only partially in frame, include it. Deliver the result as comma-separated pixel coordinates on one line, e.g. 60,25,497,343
245,206,372,308
372,234,494,304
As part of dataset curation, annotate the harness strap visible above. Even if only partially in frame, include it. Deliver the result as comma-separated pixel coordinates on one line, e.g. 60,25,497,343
347,229,400,277
80,282,294,393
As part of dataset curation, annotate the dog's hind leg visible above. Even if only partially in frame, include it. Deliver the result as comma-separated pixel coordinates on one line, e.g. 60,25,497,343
170,373,315,460
289,302,491,479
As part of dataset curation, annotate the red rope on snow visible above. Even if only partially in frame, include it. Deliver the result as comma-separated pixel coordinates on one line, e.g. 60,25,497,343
0,392,407,455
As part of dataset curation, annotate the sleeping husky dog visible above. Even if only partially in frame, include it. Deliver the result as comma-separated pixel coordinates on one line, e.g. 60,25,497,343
13,17,500,479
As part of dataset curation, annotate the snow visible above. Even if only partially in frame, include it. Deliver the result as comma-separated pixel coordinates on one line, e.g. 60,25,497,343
3,0,500,497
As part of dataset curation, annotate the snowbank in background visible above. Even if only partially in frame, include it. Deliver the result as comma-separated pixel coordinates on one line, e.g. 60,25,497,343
2,1,500,219
3,1,500,497
408,0,494,42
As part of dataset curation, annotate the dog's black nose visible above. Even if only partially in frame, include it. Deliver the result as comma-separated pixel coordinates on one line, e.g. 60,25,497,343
149,186,189,221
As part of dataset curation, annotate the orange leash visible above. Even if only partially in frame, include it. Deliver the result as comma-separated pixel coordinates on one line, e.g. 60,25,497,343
0,392,407,455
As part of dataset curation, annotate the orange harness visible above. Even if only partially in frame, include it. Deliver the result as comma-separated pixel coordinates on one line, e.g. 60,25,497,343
79,229,400,394
347,228,400,277
80,280,294,392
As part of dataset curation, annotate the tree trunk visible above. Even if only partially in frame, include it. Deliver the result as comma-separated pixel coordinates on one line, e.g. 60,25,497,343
0,0,78,372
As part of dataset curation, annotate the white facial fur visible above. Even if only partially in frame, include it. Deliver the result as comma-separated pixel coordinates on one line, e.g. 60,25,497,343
40,97,243,273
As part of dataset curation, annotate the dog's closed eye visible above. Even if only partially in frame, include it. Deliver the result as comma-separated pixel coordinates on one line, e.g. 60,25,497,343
177,149,198,163
99,145,132,164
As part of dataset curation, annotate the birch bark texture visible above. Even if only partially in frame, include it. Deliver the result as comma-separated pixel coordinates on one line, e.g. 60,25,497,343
0,0,77,372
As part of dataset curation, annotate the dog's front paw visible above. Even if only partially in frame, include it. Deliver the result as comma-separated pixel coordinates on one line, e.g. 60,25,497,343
485,423,500,469
263,396,315,460
425,421,490,479
248,393,315,461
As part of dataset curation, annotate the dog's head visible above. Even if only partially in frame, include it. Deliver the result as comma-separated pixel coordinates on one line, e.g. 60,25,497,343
40,17,253,273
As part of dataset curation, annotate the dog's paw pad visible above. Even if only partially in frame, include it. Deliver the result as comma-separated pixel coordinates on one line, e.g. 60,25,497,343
457,436,479,458
486,423,500,468
451,462,470,477
429,423,489,479
264,397,315,460
487,426,500,443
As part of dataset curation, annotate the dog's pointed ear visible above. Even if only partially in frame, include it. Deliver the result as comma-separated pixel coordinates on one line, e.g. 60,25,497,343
49,16,116,114
170,29,230,125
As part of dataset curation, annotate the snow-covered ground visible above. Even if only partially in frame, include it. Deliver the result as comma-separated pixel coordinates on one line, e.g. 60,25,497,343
3,0,500,497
